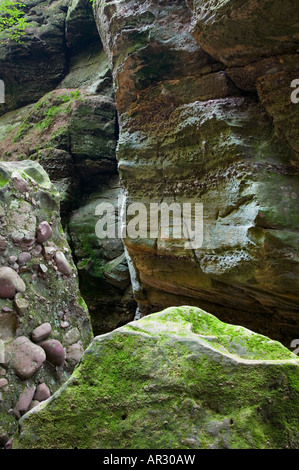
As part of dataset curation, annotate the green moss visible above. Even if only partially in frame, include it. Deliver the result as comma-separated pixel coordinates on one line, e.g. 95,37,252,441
14,306,299,449
12,90,82,141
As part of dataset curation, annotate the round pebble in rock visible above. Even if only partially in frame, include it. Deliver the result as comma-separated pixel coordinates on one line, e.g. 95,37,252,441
66,343,84,363
17,385,36,416
18,252,31,266
54,251,72,276
36,221,52,244
31,322,52,343
11,172,30,193
33,383,51,402
39,339,65,366
8,256,17,265
0,267,26,299
6,336,46,379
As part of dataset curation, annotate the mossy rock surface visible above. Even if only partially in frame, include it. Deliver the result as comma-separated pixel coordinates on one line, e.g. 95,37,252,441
15,306,299,449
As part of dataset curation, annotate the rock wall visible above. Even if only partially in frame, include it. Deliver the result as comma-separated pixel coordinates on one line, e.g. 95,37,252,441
0,161,93,448
93,0,299,346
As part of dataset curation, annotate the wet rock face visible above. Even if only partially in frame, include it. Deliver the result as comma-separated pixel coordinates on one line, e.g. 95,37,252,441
94,0,299,346
0,161,93,446
13,306,299,449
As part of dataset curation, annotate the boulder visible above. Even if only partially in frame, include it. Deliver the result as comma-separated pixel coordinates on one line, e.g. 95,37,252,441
14,307,299,449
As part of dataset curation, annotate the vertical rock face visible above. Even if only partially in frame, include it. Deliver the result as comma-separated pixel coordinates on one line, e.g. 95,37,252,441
94,0,299,345
0,0,69,115
0,161,93,446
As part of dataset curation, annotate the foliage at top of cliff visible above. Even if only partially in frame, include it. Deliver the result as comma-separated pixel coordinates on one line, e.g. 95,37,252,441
0,0,27,42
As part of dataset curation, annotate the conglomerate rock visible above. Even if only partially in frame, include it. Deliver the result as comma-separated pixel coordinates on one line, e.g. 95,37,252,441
14,306,299,449
0,161,93,448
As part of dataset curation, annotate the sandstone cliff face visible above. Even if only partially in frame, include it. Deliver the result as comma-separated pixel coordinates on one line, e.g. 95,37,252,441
0,0,136,338
93,0,299,346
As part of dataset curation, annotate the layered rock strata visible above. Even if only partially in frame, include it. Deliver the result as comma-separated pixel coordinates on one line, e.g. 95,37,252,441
93,0,299,346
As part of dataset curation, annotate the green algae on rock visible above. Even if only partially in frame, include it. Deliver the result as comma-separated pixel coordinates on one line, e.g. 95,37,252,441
14,306,299,449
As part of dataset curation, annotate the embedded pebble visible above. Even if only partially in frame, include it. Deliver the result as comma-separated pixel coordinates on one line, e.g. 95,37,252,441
65,328,80,345
29,400,40,410
32,322,52,343
39,339,65,366
36,221,52,244
18,252,31,266
0,267,26,299
43,246,56,260
33,383,51,402
66,343,84,363
17,385,36,416
39,263,48,274
31,244,42,256
0,378,8,388
14,293,29,315
6,336,46,379
54,251,72,276
11,172,30,193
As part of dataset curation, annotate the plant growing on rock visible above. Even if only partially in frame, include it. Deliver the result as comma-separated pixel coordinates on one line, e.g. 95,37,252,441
0,0,27,43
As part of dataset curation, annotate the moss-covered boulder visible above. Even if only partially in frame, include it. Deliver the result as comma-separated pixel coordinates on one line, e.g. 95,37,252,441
14,306,299,449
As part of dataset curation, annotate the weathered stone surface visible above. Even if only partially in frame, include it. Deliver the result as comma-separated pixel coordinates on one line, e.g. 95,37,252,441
191,0,299,67
68,178,136,335
17,385,36,416
33,383,51,402
31,323,52,343
6,337,46,380
0,88,117,219
0,267,26,299
14,307,299,449
36,221,52,244
94,0,299,346
0,0,68,115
